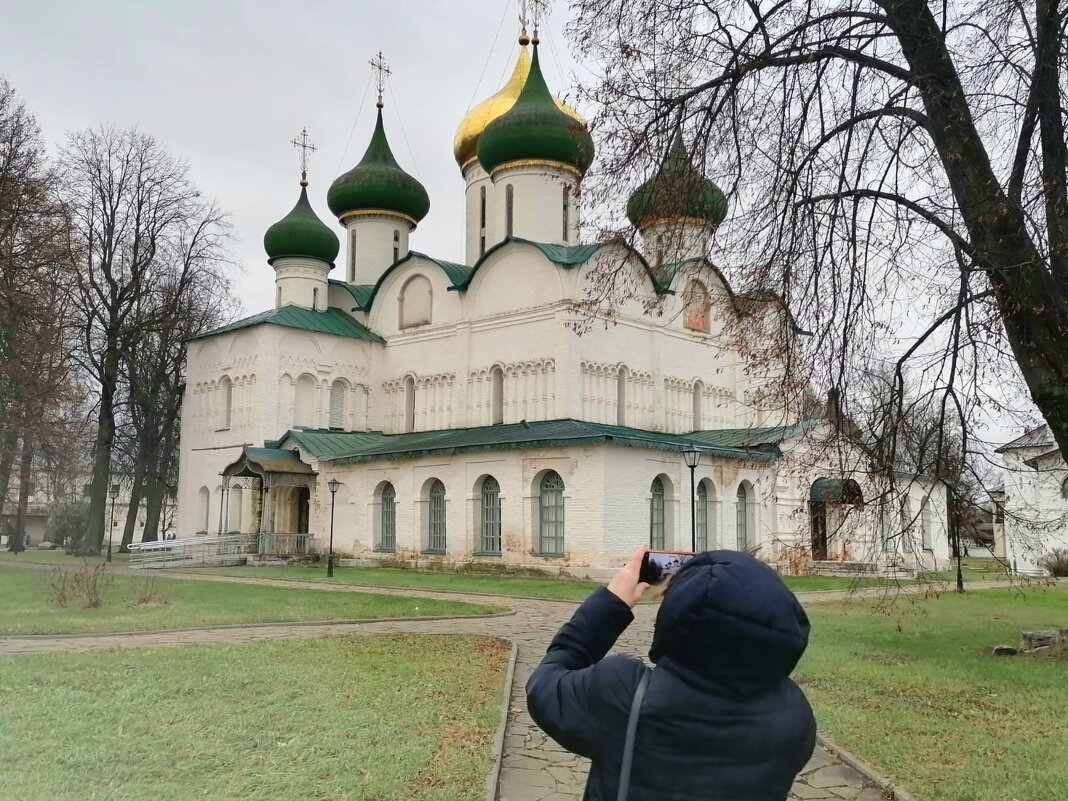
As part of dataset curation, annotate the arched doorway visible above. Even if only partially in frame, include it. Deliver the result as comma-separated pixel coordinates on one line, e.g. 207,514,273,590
296,486,310,534
810,478,864,560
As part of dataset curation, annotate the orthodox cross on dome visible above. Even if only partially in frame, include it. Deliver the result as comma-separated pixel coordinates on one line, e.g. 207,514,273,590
370,51,391,109
291,127,317,186
519,0,549,43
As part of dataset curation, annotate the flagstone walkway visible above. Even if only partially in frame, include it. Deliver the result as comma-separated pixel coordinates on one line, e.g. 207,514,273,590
0,564,911,800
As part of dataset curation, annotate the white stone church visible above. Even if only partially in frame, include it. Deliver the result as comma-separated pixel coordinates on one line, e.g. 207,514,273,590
175,32,950,577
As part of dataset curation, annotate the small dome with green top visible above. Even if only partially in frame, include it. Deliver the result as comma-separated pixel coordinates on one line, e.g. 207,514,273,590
477,43,594,176
264,181,340,264
327,108,430,224
626,128,728,228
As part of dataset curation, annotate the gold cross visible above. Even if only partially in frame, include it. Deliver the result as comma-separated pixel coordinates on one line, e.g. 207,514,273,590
370,51,391,108
291,127,317,185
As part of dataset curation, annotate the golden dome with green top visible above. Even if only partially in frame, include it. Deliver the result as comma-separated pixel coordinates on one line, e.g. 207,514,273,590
476,42,594,177
327,107,430,225
626,127,728,228
264,179,340,265
453,40,585,172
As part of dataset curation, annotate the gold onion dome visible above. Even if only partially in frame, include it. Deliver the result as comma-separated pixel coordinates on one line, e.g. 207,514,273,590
452,42,585,171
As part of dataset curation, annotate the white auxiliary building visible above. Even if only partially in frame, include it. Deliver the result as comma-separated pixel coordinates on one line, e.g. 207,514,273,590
175,33,950,577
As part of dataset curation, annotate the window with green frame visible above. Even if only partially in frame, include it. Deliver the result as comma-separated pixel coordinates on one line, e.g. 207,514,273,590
480,476,501,554
696,482,709,551
428,480,446,552
650,477,665,549
539,471,565,555
379,483,396,552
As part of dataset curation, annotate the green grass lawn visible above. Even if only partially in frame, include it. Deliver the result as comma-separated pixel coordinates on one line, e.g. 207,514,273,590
0,549,131,565
798,585,1068,801
0,634,510,801
0,565,501,635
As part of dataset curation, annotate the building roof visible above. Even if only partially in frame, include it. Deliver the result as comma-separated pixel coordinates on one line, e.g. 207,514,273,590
279,419,784,465
263,183,339,265
626,126,728,229
995,425,1054,453
223,447,315,477
329,280,375,311
192,305,384,343
687,420,822,448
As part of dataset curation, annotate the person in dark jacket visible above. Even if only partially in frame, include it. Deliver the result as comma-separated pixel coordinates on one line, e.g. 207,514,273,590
526,547,816,801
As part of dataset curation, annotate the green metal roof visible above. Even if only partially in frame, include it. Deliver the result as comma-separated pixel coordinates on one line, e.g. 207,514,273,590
448,237,619,291
224,447,315,477
627,126,727,229
686,420,822,449
192,305,384,343
263,183,339,265
276,419,781,465
329,280,375,311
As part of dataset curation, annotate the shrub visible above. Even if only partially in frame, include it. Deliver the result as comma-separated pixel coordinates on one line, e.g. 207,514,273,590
1039,547,1068,577
42,561,113,608
47,500,90,552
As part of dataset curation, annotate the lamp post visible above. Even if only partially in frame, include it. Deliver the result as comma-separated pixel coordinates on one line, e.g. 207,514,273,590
327,478,339,578
682,447,701,552
107,484,120,563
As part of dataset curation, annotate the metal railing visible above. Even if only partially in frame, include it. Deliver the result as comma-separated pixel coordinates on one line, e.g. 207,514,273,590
257,532,316,558
128,533,257,569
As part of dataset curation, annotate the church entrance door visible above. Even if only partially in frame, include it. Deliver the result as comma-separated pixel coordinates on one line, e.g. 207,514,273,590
810,501,829,560
297,486,310,534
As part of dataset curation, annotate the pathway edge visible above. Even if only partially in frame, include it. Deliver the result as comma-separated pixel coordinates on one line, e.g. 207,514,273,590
816,733,919,801
485,639,518,801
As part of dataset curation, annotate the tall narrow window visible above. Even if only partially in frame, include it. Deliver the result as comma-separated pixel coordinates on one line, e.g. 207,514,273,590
900,497,914,553
617,368,628,426
294,374,316,428
692,381,703,430
505,184,514,237
404,376,416,433
539,471,565,555
349,229,357,282
491,367,504,424
736,483,751,550
479,185,487,256
198,486,210,533
329,379,347,430
649,477,665,549
696,482,708,550
921,497,933,550
312,286,319,310
220,377,233,430
393,229,400,263
277,286,282,307
480,476,501,554
380,483,396,551
562,185,570,241
428,480,446,552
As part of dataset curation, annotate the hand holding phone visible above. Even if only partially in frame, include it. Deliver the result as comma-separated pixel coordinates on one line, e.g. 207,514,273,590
639,550,696,585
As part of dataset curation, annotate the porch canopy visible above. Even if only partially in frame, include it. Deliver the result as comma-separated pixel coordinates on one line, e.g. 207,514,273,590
810,478,864,504
222,447,318,542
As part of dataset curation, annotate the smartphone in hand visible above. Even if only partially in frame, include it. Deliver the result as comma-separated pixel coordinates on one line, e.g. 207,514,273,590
639,550,696,585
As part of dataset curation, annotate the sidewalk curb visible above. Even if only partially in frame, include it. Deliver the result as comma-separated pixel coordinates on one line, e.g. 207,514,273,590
0,610,515,641
817,734,919,801
485,639,519,801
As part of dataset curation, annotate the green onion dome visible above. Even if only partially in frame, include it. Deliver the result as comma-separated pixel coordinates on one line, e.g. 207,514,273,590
477,43,594,177
327,108,430,225
263,181,340,264
626,128,728,228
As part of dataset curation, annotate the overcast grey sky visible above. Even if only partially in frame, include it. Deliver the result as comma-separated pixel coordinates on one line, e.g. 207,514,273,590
0,0,583,313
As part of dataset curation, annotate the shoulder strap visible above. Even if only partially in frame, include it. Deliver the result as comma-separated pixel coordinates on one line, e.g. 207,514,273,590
617,668,651,801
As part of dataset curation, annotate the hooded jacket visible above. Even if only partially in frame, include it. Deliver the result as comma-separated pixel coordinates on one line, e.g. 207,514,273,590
526,551,816,801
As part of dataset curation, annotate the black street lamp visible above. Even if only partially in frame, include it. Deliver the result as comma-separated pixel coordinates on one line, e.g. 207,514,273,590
107,483,120,563
682,446,701,552
327,478,339,578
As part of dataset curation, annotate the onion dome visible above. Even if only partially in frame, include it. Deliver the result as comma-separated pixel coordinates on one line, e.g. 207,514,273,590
327,108,430,225
263,180,340,264
476,43,594,177
626,127,728,228
453,41,584,171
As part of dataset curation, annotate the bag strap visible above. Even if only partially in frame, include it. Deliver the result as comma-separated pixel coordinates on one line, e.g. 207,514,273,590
617,668,651,801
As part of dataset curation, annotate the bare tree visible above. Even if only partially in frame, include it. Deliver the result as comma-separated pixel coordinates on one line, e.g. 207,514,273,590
570,0,1068,483
59,127,229,553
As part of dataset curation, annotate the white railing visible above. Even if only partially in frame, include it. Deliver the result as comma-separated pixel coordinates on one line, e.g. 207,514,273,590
128,533,257,569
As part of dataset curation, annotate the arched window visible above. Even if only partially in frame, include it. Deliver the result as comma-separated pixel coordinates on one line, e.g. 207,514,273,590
294,374,316,428
539,471,565,555
480,476,501,554
479,185,487,256
697,481,716,551
736,482,753,550
562,185,570,241
198,486,210,533
403,376,416,432
312,286,319,311
427,480,446,552
277,286,282,307
399,275,432,329
379,483,396,551
617,367,628,426
329,379,347,430
393,229,400,263
683,280,711,333
920,497,933,550
491,367,504,425
692,380,703,430
900,496,914,553
349,229,357,282
219,376,233,430
505,184,514,237
649,477,665,549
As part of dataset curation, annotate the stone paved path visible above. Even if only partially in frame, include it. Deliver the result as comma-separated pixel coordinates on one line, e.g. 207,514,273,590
0,563,943,800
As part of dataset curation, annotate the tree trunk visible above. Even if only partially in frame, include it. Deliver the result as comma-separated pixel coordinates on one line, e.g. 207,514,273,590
81,348,120,554
119,461,146,553
142,474,165,544
0,428,18,512
9,436,32,553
